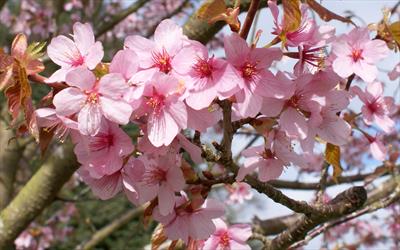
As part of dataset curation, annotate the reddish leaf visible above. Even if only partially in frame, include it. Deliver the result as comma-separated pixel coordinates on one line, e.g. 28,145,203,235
11,34,45,75
0,50,14,91
306,0,355,26
5,60,32,125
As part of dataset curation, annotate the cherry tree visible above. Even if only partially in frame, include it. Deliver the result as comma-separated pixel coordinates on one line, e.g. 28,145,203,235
0,0,399,249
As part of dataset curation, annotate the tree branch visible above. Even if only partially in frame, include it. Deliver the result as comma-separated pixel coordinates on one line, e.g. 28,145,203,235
0,143,78,248
239,0,261,39
266,186,367,250
0,108,24,210
95,0,148,38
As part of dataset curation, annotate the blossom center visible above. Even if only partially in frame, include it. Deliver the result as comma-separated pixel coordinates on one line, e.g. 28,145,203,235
287,94,302,108
193,58,213,78
351,49,363,62
241,61,258,80
219,231,230,248
89,133,114,152
261,149,275,159
152,48,172,74
367,100,382,114
72,55,85,67
143,167,167,186
85,91,100,104
146,92,165,115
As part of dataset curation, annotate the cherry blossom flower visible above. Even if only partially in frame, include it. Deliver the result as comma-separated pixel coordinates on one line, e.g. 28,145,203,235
109,49,143,110
351,81,395,133
173,41,239,110
331,28,389,83
261,70,342,140
34,107,78,142
124,19,189,81
226,182,253,204
202,219,252,250
53,67,132,136
237,130,305,182
78,168,123,200
47,22,103,82
223,33,292,117
361,133,388,161
153,196,225,243
134,154,185,215
78,157,144,200
73,120,134,178
301,90,351,153
136,73,187,147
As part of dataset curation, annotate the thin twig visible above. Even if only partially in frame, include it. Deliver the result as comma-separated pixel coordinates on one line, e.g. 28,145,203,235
239,0,262,39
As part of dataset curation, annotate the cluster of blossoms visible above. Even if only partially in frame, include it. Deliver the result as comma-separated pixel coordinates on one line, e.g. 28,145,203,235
29,0,397,247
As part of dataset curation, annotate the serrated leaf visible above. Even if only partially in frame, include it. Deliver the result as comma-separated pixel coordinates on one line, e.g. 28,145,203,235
325,143,343,182
5,60,32,126
0,50,14,91
306,0,355,26
389,21,400,46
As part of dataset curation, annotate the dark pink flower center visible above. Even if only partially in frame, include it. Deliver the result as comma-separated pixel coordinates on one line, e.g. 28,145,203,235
260,149,275,159
219,231,230,247
351,49,364,62
367,100,382,114
89,133,114,152
146,92,165,115
72,55,85,67
287,94,302,108
152,48,172,74
143,167,167,186
241,61,258,80
85,91,100,104
193,58,213,78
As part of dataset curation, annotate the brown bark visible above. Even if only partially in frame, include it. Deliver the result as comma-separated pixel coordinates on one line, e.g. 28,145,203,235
0,143,78,248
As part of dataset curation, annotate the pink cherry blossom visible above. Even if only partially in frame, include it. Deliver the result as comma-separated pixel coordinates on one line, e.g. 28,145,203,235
367,134,387,161
202,219,252,250
186,104,221,132
73,120,134,178
351,81,395,133
78,168,123,200
109,49,143,109
331,28,389,83
136,73,187,147
53,67,133,136
226,182,253,204
78,157,144,200
153,196,225,243
124,19,189,81
261,70,342,140
134,154,185,215
301,90,351,152
34,107,78,141
237,130,305,182
47,22,103,82
173,41,239,110
268,0,318,47
138,133,202,164
224,33,291,117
